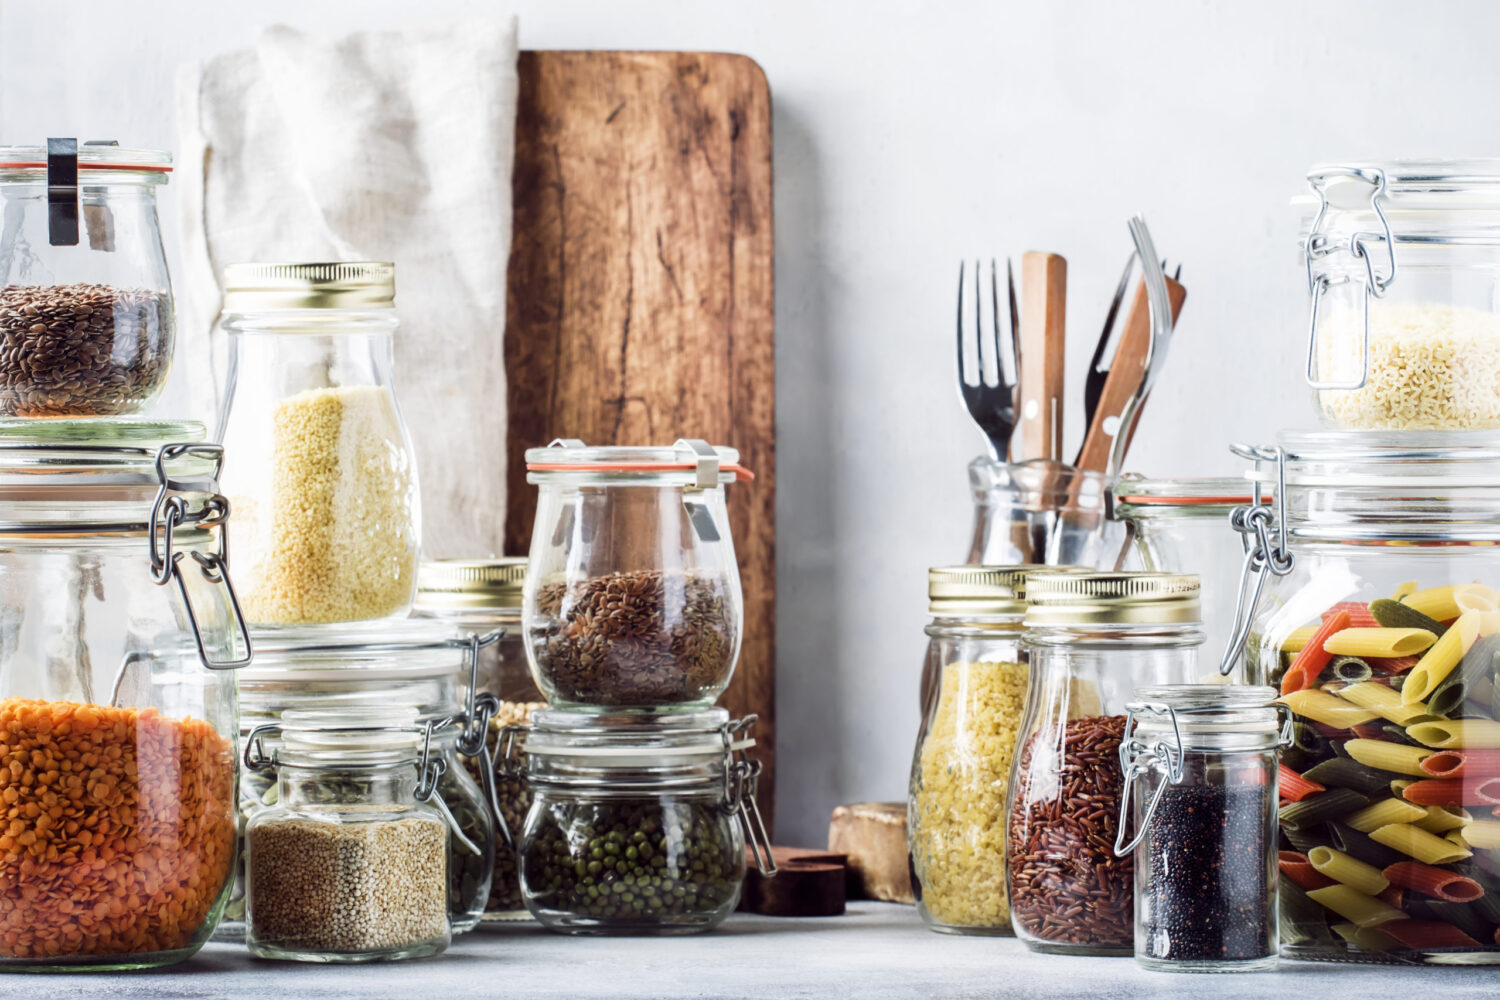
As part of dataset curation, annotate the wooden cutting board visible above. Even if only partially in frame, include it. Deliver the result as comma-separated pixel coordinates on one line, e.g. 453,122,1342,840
504,51,777,829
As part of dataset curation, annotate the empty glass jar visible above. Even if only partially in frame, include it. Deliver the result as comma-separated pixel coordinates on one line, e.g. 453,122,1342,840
0,140,174,416
215,261,420,626
523,440,750,709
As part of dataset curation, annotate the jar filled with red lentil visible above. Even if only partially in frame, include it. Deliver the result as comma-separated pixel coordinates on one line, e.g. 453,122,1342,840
1007,572,1202,955
0,418,250,970
215,261,420,627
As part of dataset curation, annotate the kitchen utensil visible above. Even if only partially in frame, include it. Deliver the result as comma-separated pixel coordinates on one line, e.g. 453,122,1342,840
1018,251,1067,461
955,259,1020,462
1119,262,1184,456
1082,256,1136,437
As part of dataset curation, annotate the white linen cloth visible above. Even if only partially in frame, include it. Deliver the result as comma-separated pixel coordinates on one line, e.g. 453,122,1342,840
176,16,518,559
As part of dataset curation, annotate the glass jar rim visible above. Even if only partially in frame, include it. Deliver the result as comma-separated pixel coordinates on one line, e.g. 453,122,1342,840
276,706,425,767
0,144,171,184
1114,475,1259,509
1294,159,1500,245
525,441,751,485
523,707,744,763
1127,684,1283,743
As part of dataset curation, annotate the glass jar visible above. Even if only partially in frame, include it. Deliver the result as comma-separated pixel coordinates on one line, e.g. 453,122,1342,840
230,620,495,937
1007,572,1203,955
0,419,250,971
1114,476,1263,681
415,557,543,921
215,261,420,626
507,709,774,934
1222,432,1500,964
1298,160,1500,430
523,440,750,709
909,565,1038,935
244,708,452,962
966,458,1123,567
1116,686,1285,973
0,141,174,416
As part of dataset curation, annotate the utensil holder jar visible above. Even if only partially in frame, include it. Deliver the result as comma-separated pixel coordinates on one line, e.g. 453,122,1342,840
966,458,1123,569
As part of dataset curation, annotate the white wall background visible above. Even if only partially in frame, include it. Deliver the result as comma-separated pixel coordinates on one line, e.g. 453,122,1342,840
4,0,1498,845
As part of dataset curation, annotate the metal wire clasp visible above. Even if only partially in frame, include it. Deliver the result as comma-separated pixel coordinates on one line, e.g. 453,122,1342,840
1217,444,1295,676
1304,165,1397,391
1114,702,1184,857
723,715,776,877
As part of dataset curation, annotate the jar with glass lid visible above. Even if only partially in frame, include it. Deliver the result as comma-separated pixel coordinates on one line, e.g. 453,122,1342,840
415,557,543,920
523,439,751,709
0,140,174,416
1007,572,1202,955
0,418,251,970
232,619,496,936
1115,686,1287,973
1220,432,1500,964
504,708,775,934
909,564,1043,935
1298,160,1500,430
215,261,420,627
243,707,452,962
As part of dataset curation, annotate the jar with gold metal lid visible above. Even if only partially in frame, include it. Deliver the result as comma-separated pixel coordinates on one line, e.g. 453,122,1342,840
1006,572,1203,955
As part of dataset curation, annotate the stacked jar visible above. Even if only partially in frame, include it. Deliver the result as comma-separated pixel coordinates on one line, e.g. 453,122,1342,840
1218,161,1500,965
506,440,774,934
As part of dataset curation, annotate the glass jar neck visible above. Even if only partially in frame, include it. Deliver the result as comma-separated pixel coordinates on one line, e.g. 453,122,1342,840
1024,622,1205,649
925,612,1023,637
277,762,419,807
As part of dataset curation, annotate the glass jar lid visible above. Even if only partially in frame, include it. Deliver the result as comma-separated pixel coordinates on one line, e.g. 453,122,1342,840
416,557,526,611
519,708,750,788
1127,685,1282,744
0,143,172,185
277,706,425,767
1113,476,1259,512
1294,159,1500,244
221,261,395,312
928,564,1046,616
525,439,752,486
1024,571,1201,627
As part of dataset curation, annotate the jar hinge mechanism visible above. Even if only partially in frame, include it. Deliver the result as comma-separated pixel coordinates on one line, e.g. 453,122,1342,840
1217,444,1294,676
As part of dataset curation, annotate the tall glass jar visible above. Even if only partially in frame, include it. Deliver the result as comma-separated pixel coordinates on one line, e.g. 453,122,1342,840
523,440,750,709
909,565,1038,935
1298,160,1500,430
1223,432,1500,964
215,261,420,626
507,709,774,935
232,620,495,936
244,708,452,962
1116,686,1284,973
0,419,250,971
416,557,543,921
1007,572,1203,955
0,141,174,416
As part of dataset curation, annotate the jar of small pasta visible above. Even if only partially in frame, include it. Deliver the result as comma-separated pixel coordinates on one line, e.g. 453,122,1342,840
1223,432,1500,964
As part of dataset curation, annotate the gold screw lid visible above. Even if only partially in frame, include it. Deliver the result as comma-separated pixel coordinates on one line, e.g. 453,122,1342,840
415,558,527,610
1023,571,1201,627
222,261,395,311
928,565,1057,616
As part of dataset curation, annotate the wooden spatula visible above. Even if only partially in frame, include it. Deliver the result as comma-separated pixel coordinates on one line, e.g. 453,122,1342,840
1018,251,1066,461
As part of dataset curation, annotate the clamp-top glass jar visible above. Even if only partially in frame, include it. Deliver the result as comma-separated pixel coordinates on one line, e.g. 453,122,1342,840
0,418,251,971
1007,572,1203,955
0,141,174,416
1298,160,1500,430
216,261,420,626
1222,432,1500,965
523,440,751,709
243,708,452,962
506,709,775,934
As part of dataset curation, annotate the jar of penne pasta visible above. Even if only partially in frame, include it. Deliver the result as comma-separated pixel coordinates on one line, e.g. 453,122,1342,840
1223,432,1500,965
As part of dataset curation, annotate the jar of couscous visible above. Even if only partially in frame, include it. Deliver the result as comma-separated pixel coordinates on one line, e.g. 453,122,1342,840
215,261,420,626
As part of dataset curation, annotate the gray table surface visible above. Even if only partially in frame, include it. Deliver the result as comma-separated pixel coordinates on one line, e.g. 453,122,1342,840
4,902,1498,999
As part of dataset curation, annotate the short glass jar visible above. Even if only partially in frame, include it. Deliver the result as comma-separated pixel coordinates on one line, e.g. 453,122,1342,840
244,708,452,962
1298,160,1500,430
216,261,420,626
415,557,544,920
0,141,174,416
1007,572,1203,955
506,709,774,934
0,419,251,971
1116,686,1285,973
523,440,750,709
232,620,495,936
909,565,1042,935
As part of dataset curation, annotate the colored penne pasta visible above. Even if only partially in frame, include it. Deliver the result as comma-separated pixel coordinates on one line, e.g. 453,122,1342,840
1326,602,1380,628
1402,778,1500,807
1343,739,1433,777
1419,748,1500,779
1391,581,1418,601
1338,682,1430,726
1280,882,1335,946
1372,597,1448,636
1343,797,1429,833
1399,585,1475,624
1381,861,1485,902
1307,884,1409,928
1280,788,1371,831
1279,850,1336,892
1426,634,1500,718
1331,822,1408,869
1279,763,1326,803
1368,655,1421,675
1454,819,1500,850
1414,804,1473,834
1374,920,1481,950
1369,823,1473,865
1284,611,1350,695
1403,612,1482,706
1304,757,1401,797
1309,846,1390,895
1332,657,1374,684
1325,628,1438,658
1281,625,1319,654
1423,901,1493,943
1281,689,1379,729
1407,718,1500,749
1283,824,1327,855
1333,922,1397,951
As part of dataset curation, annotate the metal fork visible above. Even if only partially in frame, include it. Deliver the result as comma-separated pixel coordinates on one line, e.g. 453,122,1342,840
956,259,1020,462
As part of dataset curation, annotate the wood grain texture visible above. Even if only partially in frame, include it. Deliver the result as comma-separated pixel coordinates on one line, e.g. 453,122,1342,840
504,51,777,828
1018,251,1066,461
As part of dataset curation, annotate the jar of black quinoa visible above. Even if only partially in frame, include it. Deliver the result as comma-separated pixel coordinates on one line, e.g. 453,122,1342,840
505,708,775,934
1115,686,1286,973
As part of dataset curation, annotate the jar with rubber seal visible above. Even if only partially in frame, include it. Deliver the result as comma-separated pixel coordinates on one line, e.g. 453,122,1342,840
523,440,752,710
504,708,775,934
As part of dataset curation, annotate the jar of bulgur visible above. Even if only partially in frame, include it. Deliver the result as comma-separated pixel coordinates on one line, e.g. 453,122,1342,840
215,261,419,626
244,708,452,963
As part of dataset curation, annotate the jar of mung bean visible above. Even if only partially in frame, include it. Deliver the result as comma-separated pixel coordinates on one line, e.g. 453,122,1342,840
505,708,775,934
243,708,453,963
